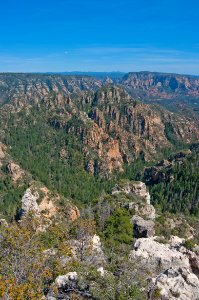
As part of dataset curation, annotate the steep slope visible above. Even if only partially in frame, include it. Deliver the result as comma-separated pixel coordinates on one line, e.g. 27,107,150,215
0,142,79,221
0,75,198,204
143,144,199,216
120,71,199,100
0,73,102,106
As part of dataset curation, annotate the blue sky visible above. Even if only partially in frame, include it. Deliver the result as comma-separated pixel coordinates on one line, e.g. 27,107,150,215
0,0,199,74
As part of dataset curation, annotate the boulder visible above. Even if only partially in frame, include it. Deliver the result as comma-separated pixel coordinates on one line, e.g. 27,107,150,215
149,267,199,300
55,272,78,288
132,215,155,238
48,271,91,299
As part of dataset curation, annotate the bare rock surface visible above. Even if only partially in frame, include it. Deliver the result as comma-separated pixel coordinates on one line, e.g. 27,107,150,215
130,237,190,272
112,181,151,204
149,267,199,300
55,272,78,288
6,161,25,182
132,215,155,238
21,188,40,216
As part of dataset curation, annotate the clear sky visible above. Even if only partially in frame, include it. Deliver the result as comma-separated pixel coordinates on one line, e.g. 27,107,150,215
1,0,199,74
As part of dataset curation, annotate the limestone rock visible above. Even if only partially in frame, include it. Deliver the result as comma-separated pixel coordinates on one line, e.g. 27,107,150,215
21,188,40,216
48,271,91,299
188,250,199,274
132,215,155,238
129,237,190,272
97,267,105,276
55,272,78,288
149,267,199,300
128,202,156,220
112,181,151,204
169,235,185,248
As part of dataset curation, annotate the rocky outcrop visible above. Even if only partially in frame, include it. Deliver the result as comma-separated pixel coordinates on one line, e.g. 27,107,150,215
6,161,25,183
112,180,156,219
47,271,93,300
130,237,190,272
144,149,194,185
1,77,198,178
112,181,151,204
132,215,155,238
69,206,81,222
128,202,156,220
0,219,8,227
55,272,78,288
20,186,80,222
21,188,40,217
149,267,199,300
120,71,199,99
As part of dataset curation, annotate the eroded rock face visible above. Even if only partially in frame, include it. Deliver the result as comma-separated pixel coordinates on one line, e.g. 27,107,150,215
129,237,190,272
20,186,80,222
149,268,199,300
1,76,198,178
144,149,193,185
132,215,155,238
21,188,40,217
127,202,156,220
6,161,25,183
121,71,199,99
69,206,81,222
112,181,151,204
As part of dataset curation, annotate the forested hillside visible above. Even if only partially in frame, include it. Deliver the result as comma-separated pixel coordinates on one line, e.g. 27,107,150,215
0,73,199,300
144,145,199,216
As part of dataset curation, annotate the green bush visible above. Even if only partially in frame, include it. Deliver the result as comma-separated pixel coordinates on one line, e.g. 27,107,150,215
183,239,195,251
103,208,132,244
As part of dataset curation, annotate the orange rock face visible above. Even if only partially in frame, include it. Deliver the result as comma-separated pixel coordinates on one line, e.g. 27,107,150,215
69,206,80,222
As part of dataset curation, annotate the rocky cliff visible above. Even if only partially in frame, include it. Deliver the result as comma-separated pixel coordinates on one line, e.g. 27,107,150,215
120,71,199,100
0,77,198,180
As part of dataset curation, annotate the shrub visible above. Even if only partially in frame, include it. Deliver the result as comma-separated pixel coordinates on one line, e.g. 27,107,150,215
103,208,132,244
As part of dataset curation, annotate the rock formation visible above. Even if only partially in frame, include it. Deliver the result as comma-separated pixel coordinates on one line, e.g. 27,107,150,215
6,161,25,183
112,181,151,204
149,267,199,300
55,272,78,288
21,188,40,217
130,237,190,272
20,186,80,222
0,74,198,178
120,71,199,100
132,215,155,238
